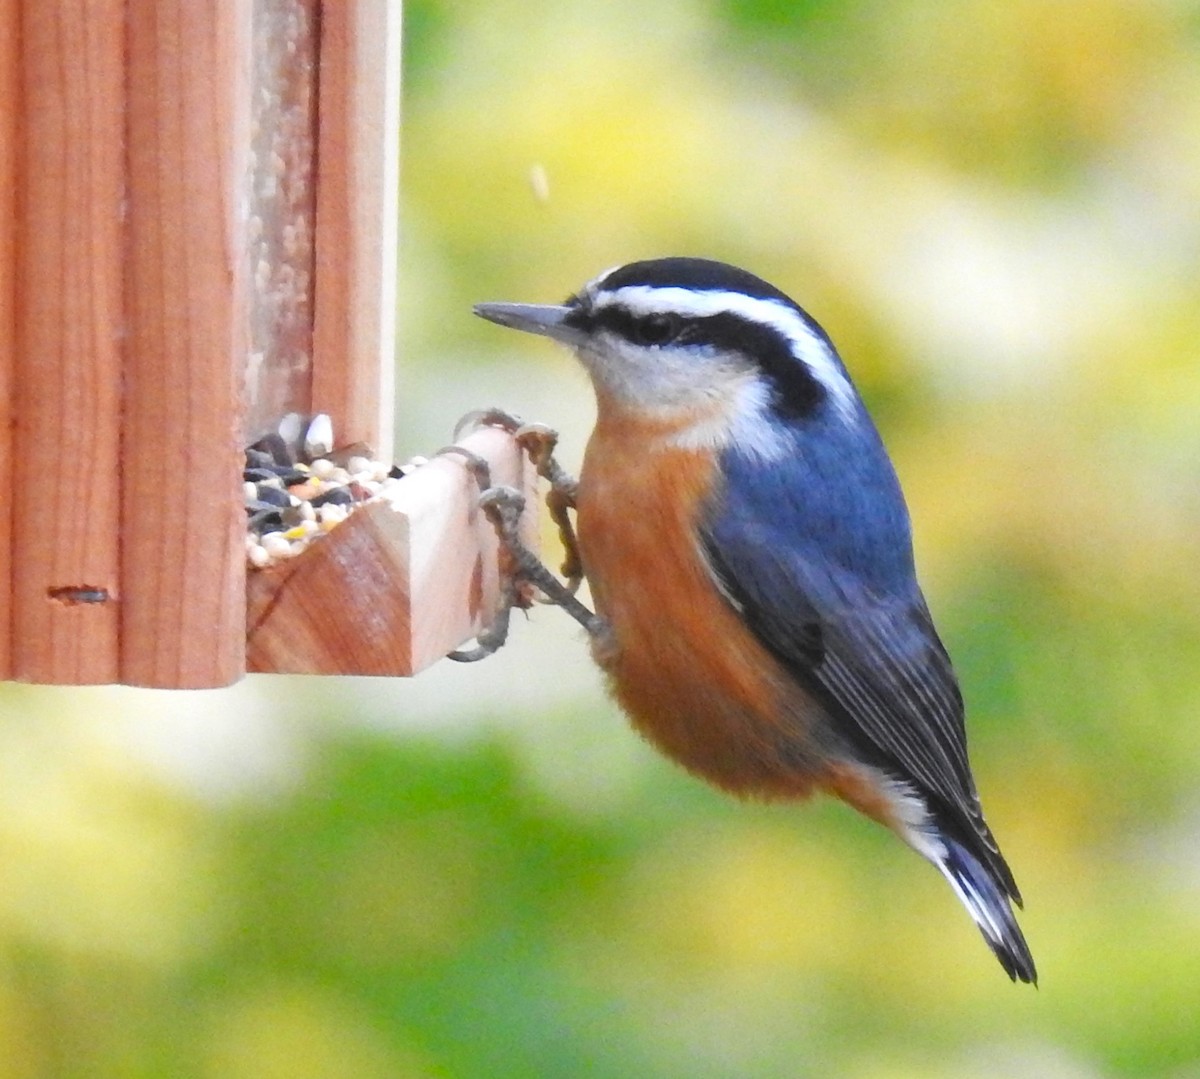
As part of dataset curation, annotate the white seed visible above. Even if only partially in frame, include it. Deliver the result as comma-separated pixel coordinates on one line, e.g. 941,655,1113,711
305,413,334,457
278,412,304,446
262,533,292,557
243,481,257,501
311,458,336,479
317,503,348,525
247,543,271,567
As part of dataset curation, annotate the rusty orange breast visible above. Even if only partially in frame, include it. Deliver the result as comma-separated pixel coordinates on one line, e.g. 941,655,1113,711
575,401,830,799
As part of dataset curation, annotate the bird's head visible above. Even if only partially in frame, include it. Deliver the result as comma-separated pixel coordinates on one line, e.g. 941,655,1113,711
475,257,867,459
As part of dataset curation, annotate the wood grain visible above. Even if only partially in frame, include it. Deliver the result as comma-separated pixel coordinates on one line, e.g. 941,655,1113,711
246,426,535,676
0,1,15,679
121,0,251,688
311,0,401,461
11,1,124,683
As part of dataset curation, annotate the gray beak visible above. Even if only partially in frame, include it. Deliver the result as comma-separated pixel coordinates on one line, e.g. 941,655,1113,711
473,302,584,347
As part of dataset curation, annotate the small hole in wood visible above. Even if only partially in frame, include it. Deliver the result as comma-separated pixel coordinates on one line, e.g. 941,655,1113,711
47,586,112,605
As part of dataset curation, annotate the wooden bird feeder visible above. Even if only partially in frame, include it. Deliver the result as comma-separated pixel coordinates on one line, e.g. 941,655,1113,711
0,0,532,688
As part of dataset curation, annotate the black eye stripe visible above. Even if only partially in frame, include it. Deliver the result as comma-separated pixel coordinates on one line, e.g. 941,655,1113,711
569,305,825,419
636,312,681,346
567,305,646,342
690,312,825,419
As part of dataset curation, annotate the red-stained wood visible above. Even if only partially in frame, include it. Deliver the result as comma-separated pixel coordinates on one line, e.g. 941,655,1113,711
121,0,251,688
246,427,535,676
11,2,124,683
311,0,401,461
0,1,16,679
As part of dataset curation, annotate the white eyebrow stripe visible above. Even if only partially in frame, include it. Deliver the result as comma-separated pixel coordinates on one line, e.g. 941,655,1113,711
594,284,859,421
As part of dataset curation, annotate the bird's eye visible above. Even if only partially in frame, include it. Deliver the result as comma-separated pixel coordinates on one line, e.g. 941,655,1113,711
633,313,681,347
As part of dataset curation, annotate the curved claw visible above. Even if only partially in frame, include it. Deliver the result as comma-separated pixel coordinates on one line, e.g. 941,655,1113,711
478,486,527,540
512,424,582,591
435,445,493,493
512,422,557,459
546,486,583,593
453,407,526,440
448,572,521,662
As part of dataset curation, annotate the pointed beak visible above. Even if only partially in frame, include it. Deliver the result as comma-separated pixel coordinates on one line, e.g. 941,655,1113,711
473,302,585,347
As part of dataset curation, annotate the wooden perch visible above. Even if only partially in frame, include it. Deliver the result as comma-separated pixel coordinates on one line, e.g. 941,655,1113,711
246,425,537,677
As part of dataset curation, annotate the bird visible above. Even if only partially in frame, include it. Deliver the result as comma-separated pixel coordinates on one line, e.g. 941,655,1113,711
473,257,1036,983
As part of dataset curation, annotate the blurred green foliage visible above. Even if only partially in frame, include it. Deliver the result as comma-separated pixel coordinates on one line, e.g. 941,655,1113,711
4,0,1200,1075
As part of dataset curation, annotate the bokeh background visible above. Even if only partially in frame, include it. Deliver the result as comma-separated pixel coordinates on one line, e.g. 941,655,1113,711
4,0,1200,1075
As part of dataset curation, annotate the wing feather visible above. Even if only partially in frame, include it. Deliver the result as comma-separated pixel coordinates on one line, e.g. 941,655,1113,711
701,457,1018,898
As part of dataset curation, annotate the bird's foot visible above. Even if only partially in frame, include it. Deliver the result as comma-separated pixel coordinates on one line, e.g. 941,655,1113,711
455,409,583,592
438,445,527,662
443,420,605,662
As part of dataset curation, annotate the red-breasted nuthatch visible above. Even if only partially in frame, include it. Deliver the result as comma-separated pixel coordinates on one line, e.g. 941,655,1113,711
474,257,1036,983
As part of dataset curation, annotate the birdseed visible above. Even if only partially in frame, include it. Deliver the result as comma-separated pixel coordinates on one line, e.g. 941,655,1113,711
244,413,427,568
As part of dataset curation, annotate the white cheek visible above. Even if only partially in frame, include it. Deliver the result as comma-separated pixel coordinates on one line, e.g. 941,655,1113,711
668,377,792,462
575,333,699,408
724,380,794,463
575,336,793,464
573,336,641,402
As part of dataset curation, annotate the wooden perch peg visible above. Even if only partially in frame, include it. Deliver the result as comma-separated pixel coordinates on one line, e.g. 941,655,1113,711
245,425,537,677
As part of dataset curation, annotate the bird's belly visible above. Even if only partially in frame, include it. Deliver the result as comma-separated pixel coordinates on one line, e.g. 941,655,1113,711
576,434,828,798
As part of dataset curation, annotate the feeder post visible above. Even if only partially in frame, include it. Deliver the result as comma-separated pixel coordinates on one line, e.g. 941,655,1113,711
11,2,125,684
121,0,251,688
311,0,401,461
0,2,17,679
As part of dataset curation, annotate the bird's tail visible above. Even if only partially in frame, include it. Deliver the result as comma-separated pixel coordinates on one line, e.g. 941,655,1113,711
935,836,1037,984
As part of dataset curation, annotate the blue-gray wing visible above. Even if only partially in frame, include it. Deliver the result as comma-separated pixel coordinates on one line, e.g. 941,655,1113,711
700,446,1019,899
